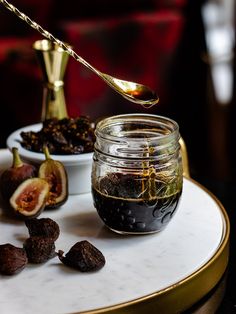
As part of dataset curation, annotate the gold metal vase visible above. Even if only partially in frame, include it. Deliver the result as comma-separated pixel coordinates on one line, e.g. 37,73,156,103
33,39,70,120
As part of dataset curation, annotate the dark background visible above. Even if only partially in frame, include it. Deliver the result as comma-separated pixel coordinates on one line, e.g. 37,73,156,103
0,0,235,312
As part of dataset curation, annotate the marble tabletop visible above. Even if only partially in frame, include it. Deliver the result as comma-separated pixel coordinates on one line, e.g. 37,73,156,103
0,149,226,314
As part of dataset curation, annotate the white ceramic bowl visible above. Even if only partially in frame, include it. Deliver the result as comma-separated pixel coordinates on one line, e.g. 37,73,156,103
6,123,93,195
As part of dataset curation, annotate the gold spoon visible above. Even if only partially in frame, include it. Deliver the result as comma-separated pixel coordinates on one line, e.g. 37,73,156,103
0,0,159,107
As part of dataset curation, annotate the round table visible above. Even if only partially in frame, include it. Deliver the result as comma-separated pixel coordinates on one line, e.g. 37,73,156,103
0,149,229,314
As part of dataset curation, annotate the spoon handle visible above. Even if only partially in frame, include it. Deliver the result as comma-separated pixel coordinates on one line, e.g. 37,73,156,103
0,0,97,74
0,0,159,106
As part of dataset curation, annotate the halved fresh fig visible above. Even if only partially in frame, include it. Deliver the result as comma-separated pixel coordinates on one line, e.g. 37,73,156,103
39,146,68,209
0,147,37,201
10,178,50,219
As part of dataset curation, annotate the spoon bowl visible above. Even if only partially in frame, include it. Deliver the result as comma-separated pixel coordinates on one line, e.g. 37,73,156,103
101,74,159,106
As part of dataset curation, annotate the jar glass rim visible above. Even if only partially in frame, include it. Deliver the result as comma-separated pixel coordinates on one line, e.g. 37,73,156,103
95,113,179,142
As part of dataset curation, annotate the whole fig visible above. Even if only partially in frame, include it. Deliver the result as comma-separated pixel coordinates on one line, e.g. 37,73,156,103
0,147,37,201
25,217,60,241
0,243,28,275
23,236,56,263
58,240,105,272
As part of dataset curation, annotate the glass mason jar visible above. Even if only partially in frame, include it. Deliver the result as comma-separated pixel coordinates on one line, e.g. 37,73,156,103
91,114,183,235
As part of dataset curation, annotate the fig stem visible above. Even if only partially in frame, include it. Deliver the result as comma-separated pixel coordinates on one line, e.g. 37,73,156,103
43,146,51,160
12,147,23,168
57,250,64,262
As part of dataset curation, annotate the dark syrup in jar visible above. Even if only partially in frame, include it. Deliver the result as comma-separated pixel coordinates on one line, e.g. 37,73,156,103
92,173,182,233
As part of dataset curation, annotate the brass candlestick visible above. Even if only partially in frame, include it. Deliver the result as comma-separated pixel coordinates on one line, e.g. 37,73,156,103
33,39,69,121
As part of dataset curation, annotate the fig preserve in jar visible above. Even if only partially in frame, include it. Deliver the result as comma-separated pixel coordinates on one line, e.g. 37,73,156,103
91,114,183,234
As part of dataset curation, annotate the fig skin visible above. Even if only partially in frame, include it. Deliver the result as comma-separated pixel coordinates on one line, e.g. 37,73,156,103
23,236,56,264
58,240,106,272
0,147,37,202
9,177,50,219
0,243,28,275
39,146,68,210
25,217,60,241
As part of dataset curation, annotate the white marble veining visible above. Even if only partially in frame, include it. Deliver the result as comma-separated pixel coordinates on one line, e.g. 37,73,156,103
0,149,225,314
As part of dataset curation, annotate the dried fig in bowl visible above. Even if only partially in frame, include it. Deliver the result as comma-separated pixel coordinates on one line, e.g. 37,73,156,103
39,146,68,209
10,177,50,219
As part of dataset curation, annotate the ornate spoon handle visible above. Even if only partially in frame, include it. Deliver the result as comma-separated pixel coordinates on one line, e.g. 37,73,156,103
0,0,159,106
0,0,96,73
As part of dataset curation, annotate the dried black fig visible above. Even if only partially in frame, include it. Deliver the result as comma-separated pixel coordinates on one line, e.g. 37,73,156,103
0,147,37,201
10,178,50,219
58,240,105,272
0,243,28,275
25,217,60,241
23,236,56,263
39,146,68,209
